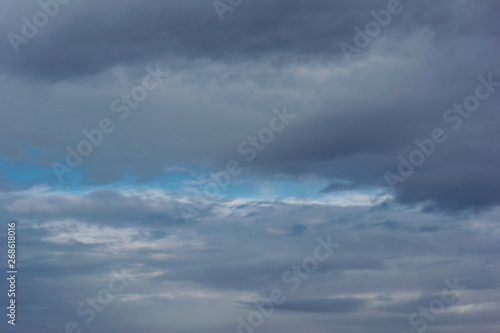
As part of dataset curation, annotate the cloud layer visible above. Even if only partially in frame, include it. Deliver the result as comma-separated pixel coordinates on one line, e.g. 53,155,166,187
1,1,499,332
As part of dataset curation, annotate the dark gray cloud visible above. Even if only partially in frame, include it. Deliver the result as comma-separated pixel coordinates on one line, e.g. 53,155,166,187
1,1,500,332
0,0,403,80
1,0,499,81
290,223,307,235
1,0,498,210
1,190,499,332
243,297,366,313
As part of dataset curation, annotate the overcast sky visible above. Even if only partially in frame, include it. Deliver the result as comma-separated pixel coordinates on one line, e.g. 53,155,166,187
0,1,499,332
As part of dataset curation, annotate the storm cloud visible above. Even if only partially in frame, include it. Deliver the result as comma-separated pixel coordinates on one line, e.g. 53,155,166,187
1,0,499,332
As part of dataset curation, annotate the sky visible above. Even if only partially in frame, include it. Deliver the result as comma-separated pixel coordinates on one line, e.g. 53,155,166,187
0,0,499,332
